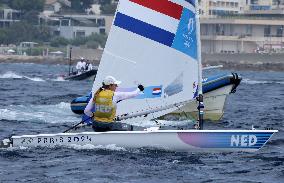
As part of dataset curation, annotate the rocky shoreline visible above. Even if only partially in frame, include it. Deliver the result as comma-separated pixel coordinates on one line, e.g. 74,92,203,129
1,53,284,71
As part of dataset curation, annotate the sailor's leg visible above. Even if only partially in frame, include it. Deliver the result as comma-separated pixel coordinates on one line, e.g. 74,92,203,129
111,122,131,131
92,121,113,132
111,122,146,131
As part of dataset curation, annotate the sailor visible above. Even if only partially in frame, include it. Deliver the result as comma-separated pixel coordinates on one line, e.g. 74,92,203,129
85,60,93,71
84,76,144,132
75,57,86,73
87,62,93,71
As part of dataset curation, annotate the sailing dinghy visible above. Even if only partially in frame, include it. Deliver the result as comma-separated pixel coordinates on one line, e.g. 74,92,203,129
0,0,277,152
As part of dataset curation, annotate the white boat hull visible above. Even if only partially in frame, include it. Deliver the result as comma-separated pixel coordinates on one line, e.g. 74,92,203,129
6,130,277,152
162,84,233,121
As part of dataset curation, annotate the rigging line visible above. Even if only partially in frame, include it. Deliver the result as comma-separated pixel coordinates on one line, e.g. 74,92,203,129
145,98,161,127
104,49,137,64
118,98,193,121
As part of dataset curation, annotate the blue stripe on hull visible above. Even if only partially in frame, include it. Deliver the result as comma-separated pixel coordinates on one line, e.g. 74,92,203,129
178,132,274,149
114,12,175,47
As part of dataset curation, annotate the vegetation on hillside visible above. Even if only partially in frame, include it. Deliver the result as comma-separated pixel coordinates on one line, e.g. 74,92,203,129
0,0,110,52
50,33,107,49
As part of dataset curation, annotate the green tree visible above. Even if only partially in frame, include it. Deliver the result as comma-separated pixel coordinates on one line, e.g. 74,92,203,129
70,0,93,12
22,10,39,24
82,0,93,9
100,3,117,15
86,40,99,49
9,0,44,12
36,26,52,42
70,0,82,12
6,22,37,43
89,33,107,48
99,0,112,5
50,37,70,47
1,22,51,44
0,29,8,44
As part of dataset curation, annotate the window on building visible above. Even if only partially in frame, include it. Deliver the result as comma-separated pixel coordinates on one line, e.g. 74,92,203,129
54,31,60,36
246,25,252,36
76,31,85,38
99,28,105,34
97,18,105,26
264,26,271,37
7,12,11,19
0,11,4,19
276,25,283,37
61,19,69,26
216,24,225,35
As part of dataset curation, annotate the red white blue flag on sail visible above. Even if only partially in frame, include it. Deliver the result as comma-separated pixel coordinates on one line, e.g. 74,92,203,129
117,85,162,99
113,0,197,59
152,88,162,95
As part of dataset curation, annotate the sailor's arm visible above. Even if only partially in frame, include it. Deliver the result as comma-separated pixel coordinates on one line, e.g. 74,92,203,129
84,94,94,117
113,85,144,103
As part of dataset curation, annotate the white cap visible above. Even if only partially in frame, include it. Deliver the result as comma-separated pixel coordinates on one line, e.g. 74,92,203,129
103,76,121,85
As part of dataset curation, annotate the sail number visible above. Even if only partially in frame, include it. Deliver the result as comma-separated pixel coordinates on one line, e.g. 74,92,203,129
20,135,92,145
230,135,257,147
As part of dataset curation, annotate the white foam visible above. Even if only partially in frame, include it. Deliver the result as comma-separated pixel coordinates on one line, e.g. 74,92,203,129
0,71,23,79
68,144,126,151
0,102,78,124
0,71,45,82
52,76,66,82
23,76,45,82
243,78,284,85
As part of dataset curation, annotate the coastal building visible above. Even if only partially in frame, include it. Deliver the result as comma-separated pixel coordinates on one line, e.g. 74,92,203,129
199,0,247,17
43,0,71,16
39,14,113,39
200,0,284,53
37,0,284,54
0,7,21,28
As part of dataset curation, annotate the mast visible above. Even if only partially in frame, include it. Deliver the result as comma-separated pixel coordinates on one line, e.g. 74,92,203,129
68,46,72,76
195,0,204,130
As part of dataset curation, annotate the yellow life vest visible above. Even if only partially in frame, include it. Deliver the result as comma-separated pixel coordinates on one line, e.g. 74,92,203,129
93,89,116,122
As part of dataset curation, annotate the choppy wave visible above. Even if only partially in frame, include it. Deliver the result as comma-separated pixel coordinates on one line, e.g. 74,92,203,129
0,102,78,124
68,144,127,151
0,71,45,82
0,71,23,79
23,76,45,82
51,76,66,82
243,78,284,85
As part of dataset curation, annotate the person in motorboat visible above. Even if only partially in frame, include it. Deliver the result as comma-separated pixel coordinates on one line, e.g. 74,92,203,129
84,76,144,132
85,60,93,71
75,57,86,74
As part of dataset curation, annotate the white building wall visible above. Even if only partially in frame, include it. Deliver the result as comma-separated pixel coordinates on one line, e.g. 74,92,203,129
58,26,101,39
200,0,247,17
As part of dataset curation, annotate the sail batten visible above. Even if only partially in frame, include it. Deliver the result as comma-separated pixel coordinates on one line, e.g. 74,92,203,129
93,0,200,122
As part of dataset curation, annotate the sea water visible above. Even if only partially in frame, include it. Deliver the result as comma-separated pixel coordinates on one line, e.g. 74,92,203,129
0,63,283,183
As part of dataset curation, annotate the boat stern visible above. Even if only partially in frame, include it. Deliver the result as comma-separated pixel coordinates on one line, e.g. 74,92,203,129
177,130,278,152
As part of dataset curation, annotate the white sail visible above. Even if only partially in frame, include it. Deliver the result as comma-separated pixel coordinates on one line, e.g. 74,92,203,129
92,0,200,122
